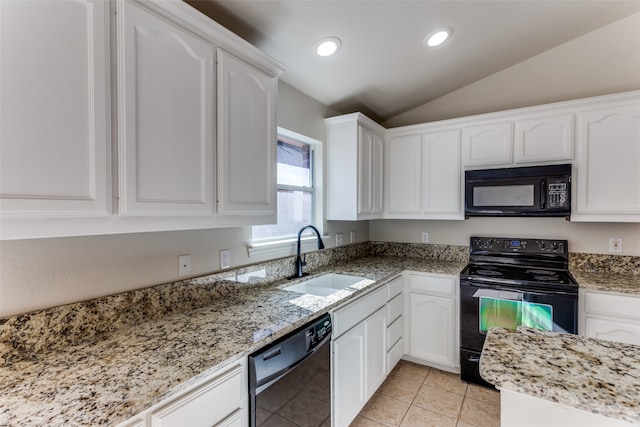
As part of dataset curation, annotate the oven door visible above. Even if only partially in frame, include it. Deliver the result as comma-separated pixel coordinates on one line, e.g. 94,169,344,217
459,280,577,386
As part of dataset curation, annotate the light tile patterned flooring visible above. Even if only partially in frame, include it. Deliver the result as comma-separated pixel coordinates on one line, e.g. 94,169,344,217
351,360,501,427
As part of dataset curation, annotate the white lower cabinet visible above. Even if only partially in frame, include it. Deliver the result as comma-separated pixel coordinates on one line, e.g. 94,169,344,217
332,277,405,427
405,272,459,372
580,290,640,345
117,359,247,427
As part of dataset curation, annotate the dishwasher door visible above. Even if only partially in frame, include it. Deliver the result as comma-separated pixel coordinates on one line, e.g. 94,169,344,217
249,314,332,427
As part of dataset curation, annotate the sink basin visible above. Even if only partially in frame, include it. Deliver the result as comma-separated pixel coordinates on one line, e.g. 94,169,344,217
282,273,369,297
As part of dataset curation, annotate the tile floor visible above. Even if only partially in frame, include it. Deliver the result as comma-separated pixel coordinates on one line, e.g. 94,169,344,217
351,360,501,427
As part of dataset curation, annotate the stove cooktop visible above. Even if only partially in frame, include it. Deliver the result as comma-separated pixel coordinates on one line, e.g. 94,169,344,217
460,263,578,292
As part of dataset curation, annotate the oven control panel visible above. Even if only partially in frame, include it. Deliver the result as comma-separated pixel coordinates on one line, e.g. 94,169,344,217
471,237,566,254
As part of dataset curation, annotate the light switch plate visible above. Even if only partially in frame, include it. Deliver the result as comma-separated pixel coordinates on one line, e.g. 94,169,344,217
336,233,344,246
220,249,231,269
609,237,622,253
178,255,191,277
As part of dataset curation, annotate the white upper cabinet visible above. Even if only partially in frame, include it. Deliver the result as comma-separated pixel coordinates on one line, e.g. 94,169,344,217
326,113,385,220
422,129,462,215
385,133,422,215
386,127,463,219
1,0,284,239
118,0,215,217
514,113,574,163
217,50,278,220
462,121,513,167
573,100,640,221
358,126,385,216
0,0,111,231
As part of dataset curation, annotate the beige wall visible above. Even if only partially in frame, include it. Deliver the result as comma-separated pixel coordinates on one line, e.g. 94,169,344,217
384,12,640,127
370,219,640,256
0,82,367,317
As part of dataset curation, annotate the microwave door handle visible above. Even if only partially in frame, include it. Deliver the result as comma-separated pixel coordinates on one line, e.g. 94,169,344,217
540,180,546,209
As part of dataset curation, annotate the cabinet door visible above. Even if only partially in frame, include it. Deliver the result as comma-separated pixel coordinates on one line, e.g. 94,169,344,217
575,104,640,220
515,113,574,163
386,134,422,214
358,126,375,215
217,49,277,218
365,306,387,399
372,131,385,215
0,0,110,218
409,293,455,367
585,317,640,346
332,322,366,427
357,126,384,217
462,121,513,166
422,129,462,216
118,1,215,217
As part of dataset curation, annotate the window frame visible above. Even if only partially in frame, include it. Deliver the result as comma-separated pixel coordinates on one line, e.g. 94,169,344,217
249,127,324,258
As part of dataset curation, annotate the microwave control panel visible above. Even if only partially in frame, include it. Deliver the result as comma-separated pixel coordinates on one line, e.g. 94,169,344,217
546,178,569,209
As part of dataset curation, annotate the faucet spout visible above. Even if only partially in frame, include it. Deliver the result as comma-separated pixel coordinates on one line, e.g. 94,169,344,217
289,225,324,279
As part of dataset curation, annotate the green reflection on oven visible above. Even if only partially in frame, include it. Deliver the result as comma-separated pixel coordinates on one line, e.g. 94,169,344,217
479,297,553,332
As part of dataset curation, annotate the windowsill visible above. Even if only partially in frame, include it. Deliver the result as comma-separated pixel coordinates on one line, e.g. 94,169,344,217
248,235,330,259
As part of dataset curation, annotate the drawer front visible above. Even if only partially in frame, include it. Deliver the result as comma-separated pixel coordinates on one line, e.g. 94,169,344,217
386,337,404,373
387,276,403,300
150,364,243,427
585,291,640,321
333,285,387,337
387,316,403,350
387,293,403,324
409,274,455,296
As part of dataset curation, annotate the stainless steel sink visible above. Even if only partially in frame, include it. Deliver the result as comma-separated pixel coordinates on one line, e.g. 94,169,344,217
282,273,371,297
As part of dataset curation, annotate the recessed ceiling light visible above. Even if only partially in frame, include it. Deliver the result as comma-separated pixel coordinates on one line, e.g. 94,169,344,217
316,37,341,57
424,28,452,47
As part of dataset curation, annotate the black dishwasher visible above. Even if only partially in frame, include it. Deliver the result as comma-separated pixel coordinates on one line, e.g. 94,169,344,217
248,313,332,427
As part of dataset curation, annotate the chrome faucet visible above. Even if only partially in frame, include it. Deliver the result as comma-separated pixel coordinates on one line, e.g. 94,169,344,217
289,225,325,279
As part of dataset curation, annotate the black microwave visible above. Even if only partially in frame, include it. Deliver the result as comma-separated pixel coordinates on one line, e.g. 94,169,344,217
465,164,571,217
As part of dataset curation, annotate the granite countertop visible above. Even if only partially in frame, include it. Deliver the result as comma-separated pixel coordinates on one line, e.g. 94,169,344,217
480,326,640,424
0,256,465,426
572,270,640,295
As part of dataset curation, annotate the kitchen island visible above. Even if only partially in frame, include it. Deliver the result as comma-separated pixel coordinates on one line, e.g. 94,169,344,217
480,326,640,426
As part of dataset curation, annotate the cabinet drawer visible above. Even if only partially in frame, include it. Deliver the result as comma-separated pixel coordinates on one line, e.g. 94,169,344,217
150,363,243,427
386,337,403,373
584,292,640,321
387,316,403,350
387,277,403,300
333,285,387,337
387,293,403,324
409,274,455,296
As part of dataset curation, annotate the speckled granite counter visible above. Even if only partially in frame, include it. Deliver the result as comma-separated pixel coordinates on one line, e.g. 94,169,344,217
572,270,640,295
480,326,640,425
0,256,465,426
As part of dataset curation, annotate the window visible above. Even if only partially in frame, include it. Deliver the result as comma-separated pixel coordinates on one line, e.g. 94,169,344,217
252,128,322,247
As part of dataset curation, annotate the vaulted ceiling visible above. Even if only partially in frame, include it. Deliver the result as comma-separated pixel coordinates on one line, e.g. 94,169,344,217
188,0,640,122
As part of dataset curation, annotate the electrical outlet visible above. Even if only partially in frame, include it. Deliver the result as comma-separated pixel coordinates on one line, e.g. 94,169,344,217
178,255,191,277
422,232,429,243
220,249,231,269
336,233,344,246
609,237,623,253
350,231,356,243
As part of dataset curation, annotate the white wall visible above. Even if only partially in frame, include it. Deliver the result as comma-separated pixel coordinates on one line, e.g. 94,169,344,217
370,219,640,256
0,82,367,317
384,12,640,127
